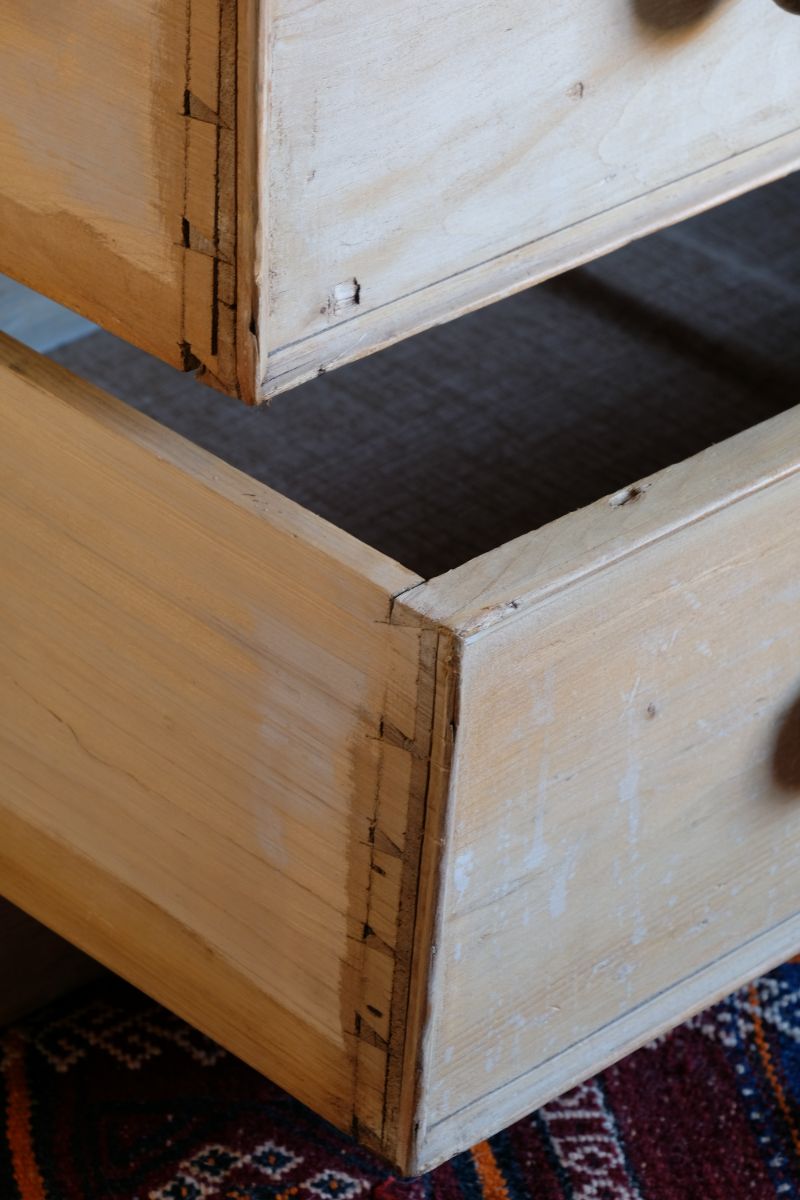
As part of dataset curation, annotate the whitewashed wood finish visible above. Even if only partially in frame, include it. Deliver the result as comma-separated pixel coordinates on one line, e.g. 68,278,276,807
2,1,800,399
399,403,800,1171
262,0,800,393
264,133,800,395
0,898,103,1026
0,333,432,1158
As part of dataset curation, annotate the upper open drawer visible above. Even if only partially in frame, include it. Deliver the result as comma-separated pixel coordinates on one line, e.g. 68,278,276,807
2,0,800,402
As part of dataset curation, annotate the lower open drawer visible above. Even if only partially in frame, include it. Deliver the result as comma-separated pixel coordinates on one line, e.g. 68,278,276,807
2,185,800,1173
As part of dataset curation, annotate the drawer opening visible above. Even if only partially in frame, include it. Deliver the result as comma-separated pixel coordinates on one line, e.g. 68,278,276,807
13,170,800,583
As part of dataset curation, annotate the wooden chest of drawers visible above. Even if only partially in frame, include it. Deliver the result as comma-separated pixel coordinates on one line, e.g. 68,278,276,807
1,0,800,1176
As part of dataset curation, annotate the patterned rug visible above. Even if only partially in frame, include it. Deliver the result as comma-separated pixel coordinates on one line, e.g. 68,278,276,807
2,962,800,1200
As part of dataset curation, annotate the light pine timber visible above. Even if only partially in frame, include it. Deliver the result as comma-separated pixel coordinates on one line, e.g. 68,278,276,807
0,898,104,1026
0,0,255,398
0,333,434,1160
397,403,800,1172
3,328,800,1171
3,2,800,399
261,1,800,394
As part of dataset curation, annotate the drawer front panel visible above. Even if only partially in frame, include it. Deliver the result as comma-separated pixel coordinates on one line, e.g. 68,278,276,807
409,437,800,1166
266,0,800,389
3,1,798,400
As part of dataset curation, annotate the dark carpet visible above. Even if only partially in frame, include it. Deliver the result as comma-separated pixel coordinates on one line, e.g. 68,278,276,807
2,961,800,1199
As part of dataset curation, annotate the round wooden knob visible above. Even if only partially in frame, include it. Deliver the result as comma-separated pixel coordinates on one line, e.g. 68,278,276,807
773,0,800,11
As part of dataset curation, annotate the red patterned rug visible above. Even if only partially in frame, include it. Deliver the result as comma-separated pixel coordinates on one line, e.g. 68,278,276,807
2,961,800,1199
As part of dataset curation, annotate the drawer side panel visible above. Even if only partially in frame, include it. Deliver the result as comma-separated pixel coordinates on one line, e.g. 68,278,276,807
0,0,248,395
0,335,425,1152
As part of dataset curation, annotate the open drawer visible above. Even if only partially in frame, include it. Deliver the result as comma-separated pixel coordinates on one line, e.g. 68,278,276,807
2,0,800,402
2,185,800,1172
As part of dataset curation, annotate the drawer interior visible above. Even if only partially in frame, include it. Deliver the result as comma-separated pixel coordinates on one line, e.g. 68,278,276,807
29,169,800,581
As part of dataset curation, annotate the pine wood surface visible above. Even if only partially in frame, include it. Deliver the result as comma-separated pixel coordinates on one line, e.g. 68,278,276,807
0,332,431,1159
262,2,800,395
0,0,252,396
398,402,800,1170
2,325,800,1169
1,1,799,398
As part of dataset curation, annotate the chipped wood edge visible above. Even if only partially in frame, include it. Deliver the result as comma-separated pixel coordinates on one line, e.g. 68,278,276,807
343,579,464,1171
380,625,450,1165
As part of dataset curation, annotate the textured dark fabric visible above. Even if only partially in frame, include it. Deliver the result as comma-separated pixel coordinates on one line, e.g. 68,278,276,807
52,171,800,581
2,962,800,1198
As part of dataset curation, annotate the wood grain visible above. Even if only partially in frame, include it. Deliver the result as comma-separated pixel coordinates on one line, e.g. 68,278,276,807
399,403,800,1171
0,0,250,395
0,1,185,363
3,0,799,400
0,333,430,1157
262,0,800,393
411,399,800,636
